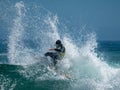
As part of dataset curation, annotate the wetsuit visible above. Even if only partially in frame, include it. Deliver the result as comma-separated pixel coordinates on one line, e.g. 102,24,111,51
44,44,65,66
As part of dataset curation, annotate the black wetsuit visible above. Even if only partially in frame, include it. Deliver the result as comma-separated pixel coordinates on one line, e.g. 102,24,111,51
44,44,65,66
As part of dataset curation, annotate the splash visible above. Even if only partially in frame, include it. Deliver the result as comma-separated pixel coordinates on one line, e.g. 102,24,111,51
63,34,119,90
7,1,120,90
8,1,26,64
8,1,61,65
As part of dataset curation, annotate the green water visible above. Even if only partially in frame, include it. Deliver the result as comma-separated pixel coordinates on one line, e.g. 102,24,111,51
0,64,71,90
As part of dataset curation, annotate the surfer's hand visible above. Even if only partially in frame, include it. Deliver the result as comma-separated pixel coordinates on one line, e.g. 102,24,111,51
49,48,55,51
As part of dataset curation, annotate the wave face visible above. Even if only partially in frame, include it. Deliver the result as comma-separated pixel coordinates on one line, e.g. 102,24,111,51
0,1,120,90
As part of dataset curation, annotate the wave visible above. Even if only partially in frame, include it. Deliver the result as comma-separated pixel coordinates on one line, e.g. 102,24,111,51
0,1,120,90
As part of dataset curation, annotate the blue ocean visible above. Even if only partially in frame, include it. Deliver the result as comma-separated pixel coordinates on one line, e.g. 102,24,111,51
0,1,120,90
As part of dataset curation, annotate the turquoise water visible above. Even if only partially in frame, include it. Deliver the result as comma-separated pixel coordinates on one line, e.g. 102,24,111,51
1,1,120,90
0,64,70,90
1,40,120,90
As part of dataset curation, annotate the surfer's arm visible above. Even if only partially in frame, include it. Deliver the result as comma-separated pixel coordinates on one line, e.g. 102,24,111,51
49,48,56,50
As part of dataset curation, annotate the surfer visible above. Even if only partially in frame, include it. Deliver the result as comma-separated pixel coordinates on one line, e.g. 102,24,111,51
44,40,65,66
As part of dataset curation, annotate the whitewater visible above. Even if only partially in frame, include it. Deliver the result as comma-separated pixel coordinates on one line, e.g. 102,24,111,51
0,1,120,90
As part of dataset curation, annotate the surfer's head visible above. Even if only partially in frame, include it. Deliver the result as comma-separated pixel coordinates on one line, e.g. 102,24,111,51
55,40,62,48
56,40,61,45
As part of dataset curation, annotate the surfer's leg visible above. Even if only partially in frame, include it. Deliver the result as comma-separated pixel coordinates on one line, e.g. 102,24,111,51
44,52,58,66
44,52,50,56
53,58,57,66
44,52,54,57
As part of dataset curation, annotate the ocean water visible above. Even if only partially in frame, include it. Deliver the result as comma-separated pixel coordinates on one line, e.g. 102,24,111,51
0,1,120,90
1,40,120,90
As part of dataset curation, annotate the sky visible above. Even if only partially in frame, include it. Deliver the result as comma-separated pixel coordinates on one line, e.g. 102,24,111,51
39,0,120,41
0,0,120,41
